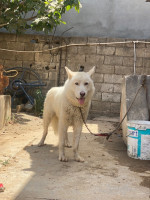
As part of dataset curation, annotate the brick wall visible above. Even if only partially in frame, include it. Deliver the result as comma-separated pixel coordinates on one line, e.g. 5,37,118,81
0,33,150,117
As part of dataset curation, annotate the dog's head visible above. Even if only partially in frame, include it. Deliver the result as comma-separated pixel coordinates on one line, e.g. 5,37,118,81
64,66,95,106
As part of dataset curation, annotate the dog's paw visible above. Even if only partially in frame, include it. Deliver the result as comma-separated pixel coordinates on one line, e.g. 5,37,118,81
75,155,84,162
59,154,68,162
38,141,45,147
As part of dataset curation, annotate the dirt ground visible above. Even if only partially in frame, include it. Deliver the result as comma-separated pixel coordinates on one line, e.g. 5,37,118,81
0,113,150,200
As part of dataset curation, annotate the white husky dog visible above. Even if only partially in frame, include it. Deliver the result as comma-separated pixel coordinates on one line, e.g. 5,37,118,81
38,66,95,162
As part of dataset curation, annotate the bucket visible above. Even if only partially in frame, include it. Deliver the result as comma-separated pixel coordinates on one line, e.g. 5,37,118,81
127,120,150,160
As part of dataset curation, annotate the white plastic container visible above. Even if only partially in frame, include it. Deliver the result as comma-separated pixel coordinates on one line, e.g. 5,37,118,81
127,120,150,160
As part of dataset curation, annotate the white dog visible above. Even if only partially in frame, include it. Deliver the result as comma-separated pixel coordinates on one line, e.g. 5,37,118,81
38,66,95,162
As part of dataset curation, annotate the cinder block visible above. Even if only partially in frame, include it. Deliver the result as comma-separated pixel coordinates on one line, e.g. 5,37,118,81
94,83,102,93
85,55,104,64
16,52,35,61
136,48,150,58
0,95,11,129
101,83,114,93
123,57,142,67
35,53,43,62
91,101,111,111
104,56,123,65
93,73,104,83
97,46,115,55
114,84,121,93
67,46,78,54
0,51,16,60
96,64,114,74
102,92,121,103
78,46,96,55
4,60,23,68
104,74,123,84
0,33,16,41
43,54,51,62
115,66,133,75
115,47,134,57
92,92,102,101
7,42,24,51
111,102,120,113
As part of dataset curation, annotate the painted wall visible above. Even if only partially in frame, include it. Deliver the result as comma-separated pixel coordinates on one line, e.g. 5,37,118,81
54,0,150,39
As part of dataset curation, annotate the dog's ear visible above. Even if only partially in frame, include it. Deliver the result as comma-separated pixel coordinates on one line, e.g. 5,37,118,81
87,66,95,77
65,67,74,79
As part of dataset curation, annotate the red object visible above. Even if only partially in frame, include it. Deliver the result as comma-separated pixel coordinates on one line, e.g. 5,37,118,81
0,183,5,192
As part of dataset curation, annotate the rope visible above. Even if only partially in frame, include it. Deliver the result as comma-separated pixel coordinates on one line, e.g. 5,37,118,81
3,69,18,78
79,76,146,140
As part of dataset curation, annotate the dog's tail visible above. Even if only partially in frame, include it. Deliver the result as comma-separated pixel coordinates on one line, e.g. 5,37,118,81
51,115,58,135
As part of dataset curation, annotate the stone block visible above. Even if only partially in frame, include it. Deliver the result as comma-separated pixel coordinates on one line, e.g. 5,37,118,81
97,46,115,55
94,83,102,93
0,41,8,48
78,46,97,54
67,54,85,63
7,42,24,51
96,64,114,74
85,55,104,64
104,56,123,65
67,46,78,54
35,53,43,62
34,43,43,51
104,74,123,84
115,47,134,57
0,51,16,60
43,54,51,62
16,52,35,61
0,95,11,129
136,48,150,58
4,60,23,68
111,102,120,113
16,34,36,43
101,83,114,93
24,43,35,51
123,57,142,67
143,58,150,68
93,73,104,83
0,33,16,42
115,66,133,75
102,92,121,103
114,84,121,93
92,92,102,101
91,101,111,111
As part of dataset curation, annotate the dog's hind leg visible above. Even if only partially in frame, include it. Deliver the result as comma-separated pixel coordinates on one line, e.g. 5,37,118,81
38,111,53,147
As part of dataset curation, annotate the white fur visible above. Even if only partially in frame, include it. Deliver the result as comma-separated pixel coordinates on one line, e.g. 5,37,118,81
38,67,95,162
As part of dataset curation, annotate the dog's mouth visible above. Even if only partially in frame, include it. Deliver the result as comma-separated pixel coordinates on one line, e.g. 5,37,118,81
76,98,85,105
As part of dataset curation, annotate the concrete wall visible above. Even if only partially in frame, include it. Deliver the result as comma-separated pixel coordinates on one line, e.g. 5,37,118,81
24,0,150,39
1,33,150,117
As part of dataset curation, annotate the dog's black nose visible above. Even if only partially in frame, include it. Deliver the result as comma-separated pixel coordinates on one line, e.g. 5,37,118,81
80,91,85,97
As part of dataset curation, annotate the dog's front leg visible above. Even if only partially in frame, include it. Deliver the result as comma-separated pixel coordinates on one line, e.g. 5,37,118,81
73,124,84,162
58,120,68,162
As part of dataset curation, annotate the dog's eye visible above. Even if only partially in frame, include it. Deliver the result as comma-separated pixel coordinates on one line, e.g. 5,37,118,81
84,82,89,85
75,82,79,85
